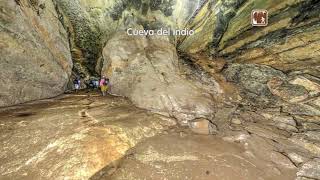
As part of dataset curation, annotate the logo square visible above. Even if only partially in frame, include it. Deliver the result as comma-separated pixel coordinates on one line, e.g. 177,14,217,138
251,9,268,26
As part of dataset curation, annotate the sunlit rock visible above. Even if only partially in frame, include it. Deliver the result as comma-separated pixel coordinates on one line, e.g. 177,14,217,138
296,158,320,180
0,0,72,107
101,32,217,124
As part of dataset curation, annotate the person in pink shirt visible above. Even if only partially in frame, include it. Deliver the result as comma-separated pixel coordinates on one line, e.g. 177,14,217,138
99,76,109,96
99,76,105,86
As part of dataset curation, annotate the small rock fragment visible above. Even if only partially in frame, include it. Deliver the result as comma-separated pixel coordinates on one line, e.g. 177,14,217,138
231,117,242,125
188,118,218,135
179,131,187,138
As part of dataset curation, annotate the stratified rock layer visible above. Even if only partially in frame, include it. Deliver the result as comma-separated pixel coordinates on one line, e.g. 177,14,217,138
0,0,72,107
180,0,320,77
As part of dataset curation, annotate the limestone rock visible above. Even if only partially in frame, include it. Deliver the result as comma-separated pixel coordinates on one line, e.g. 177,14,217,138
0,93,176,179
302,123,320,131
223,63,286,87
290,135,320,156
283,103,320,117
289,75,320,96
0,0,72,107
296,177,316,180
101,32,217,124
178,0,320,77
54,0,203,73
177,53,240,104
245,123,290,140
178,0,246,54
275,123,299,133
296,158,320,180
239,111,267,123
270,151,297,169
188,55,227,74
303,131,320,143
294,115,320,125
260,107,282,115
267,77,309,103
230,117,242,125
188,118,218,135
272,116,298,133
287,152,309,166
223,63,287,105
259,110,300,133
109,131,297,180
222,131,251,143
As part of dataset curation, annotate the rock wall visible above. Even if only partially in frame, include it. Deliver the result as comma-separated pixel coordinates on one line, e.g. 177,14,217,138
51,0,319,89
223,63,320,108
1,0,319,112
0,0,72,107
179,0,320,77
53,0,204,75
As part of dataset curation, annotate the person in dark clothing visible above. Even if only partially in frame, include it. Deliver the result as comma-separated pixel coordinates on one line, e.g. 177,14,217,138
88,79,94,90
73,77,80,92
93,79,99,89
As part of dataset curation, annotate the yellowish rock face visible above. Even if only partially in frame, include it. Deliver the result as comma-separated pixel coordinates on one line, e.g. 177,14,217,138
0,0,72,107
178,0,320,77
53,0,319,78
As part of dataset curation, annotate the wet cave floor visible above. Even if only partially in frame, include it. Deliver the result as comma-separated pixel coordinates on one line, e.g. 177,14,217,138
0,92,310,180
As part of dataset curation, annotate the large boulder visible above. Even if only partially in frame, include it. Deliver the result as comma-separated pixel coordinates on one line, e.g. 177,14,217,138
0,0,72,107
101,32,216,125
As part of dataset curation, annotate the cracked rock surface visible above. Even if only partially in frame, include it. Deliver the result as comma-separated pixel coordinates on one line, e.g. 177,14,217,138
0,93,176,179
1,92,318,179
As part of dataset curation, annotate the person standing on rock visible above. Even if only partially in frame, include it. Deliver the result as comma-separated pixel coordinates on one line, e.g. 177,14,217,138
100,76,109,96
73,77,80,93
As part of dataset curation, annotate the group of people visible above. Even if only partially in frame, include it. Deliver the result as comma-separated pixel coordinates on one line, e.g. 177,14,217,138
73,76,109,96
